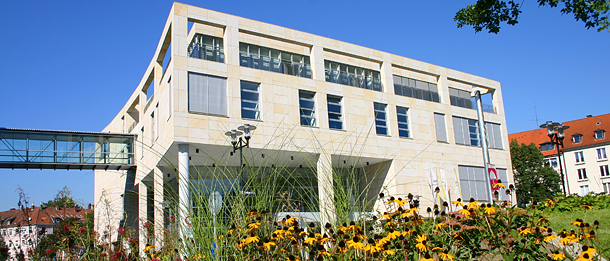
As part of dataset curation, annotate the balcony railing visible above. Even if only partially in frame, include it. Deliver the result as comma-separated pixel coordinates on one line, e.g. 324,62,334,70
239,53,312,78
450,95,495,113
325,69,382,92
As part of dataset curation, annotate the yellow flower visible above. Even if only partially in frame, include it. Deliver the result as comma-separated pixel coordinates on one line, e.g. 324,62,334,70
401,208,419,218
420,255,434,261
544,234,559,242
402,230,415,237
439,252,455,261
544,199,555,207
393,198,409,208
317,251,331,258
467,201,480,210
286,217,297,225
559,235,578,246
380,213,393,220
347,239,365,250
582,247,597,257
387,229,401,239
242,236,260,245
580,205,593,210
551,252,566,260
576,253,593,261
416,242,428,252
431,247,443,251
416,234,428,243
451,199,464,207
247,222,261,232
304,237,316,245
571,220,583,227
435,223,447,230
383,249,396,255
364,244,382,253
519,228,532,236
536,216,549,226
377,236,390,246
263,241,276,250
144,245,154,252
458,208,471,217
484,206,496,215
493,182,505,189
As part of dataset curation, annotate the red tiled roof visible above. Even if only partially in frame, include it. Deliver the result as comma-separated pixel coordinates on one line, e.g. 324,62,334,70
508,113,610,156
0,206,91,227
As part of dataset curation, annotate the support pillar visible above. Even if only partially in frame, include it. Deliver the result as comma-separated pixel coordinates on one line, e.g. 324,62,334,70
317,151,335,225
178,144,190,238
475,91,493,204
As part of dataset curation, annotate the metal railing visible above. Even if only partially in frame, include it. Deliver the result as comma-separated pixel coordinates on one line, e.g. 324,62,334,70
239,53,312,78
325,69,382,92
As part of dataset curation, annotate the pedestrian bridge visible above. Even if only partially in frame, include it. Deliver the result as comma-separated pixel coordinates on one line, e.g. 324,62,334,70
0,128,135,170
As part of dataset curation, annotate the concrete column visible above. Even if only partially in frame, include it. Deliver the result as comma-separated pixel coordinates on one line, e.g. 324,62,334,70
153,167,164,248
310,44,325,81
317,151,335,225
178,144,190,237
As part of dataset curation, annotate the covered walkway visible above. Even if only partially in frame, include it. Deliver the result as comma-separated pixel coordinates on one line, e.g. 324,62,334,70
0,128,135,170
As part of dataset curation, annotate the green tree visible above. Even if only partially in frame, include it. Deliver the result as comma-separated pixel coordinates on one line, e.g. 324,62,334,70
510,139,562,205
455,0,610,33
42,186,80,208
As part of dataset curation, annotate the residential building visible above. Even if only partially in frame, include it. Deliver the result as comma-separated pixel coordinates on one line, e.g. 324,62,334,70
94,3,513,248
508,113,610,196
0,206,91,259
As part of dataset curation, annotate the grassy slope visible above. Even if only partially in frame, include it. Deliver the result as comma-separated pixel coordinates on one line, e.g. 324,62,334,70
547,209,610,260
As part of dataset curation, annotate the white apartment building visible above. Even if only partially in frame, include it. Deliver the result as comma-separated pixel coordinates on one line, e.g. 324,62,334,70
94,2,513,247
509,113,609,196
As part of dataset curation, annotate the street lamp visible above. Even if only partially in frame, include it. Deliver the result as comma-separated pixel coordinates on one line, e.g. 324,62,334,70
540,121,570,195
225,124,256,169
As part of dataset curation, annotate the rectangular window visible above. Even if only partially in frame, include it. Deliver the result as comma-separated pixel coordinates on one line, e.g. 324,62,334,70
394,75,439,102
374,103,387,135
327,95,343,130
577,168,587,180
575,151,585,163
603,182,610,194
601,165,609,177
453,116,480,146
595,130,605,140
573,134,582,143
299,90,316,126
241,81,260,120
458,165,490,202
449,87,472,108
597,148,607,160
434,113,447,142
240,43,311,78
168,77,172,121
540,143,554,152
188,72,227,116
580,185,590,196
140,127,145,159
187,34,224,63
485,122,503,149
547,158,558,168
396,107,410,138
325,60,382,91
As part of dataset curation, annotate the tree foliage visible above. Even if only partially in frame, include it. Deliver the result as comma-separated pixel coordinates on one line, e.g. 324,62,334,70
509,139,562,205
455,0,610,33
42,186,80,208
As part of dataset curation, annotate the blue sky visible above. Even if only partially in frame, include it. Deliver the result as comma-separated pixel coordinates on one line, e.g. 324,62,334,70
0,1,608,210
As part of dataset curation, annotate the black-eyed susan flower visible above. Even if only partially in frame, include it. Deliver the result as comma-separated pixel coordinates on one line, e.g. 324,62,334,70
458,208,471,217
415,234,428,252
439,250,455,261
575,253,592,261
518,228,532,236
559,235,578,246
435,222,447,230
347,237,365,250
493,182,505,189
484,205,496,215
383,249,395,255
544,234,559,242
581,245,597,257
452,198,464,207
544,199,554,207
580,204,593,210
551,250,566,260
387,229,401,239
536,216,549,226
262,241,276,250
420,253,434,261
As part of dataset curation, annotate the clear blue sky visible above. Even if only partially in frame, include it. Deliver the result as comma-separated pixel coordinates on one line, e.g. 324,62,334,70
0,1,608,210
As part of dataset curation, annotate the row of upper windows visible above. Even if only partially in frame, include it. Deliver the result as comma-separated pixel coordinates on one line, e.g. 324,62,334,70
186,34,490,110
572,129,606,143
187,72,502,148
573,148,607,164
576,165,609,181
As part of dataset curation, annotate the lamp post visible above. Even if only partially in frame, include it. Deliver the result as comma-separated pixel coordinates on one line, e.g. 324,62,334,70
540,121,570,195
225,123,256,172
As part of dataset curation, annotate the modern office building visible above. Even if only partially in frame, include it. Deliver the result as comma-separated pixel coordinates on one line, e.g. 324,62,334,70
509,113,609,196
94,2,513,247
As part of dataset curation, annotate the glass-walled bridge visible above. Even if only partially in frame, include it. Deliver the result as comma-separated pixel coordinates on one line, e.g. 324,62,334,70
0,128,135,170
